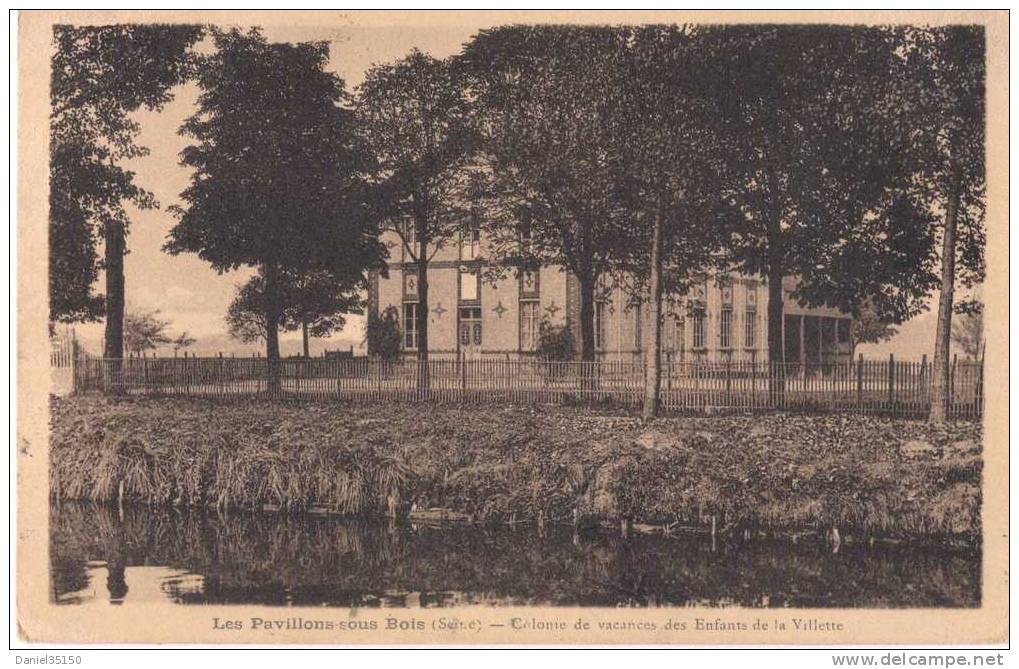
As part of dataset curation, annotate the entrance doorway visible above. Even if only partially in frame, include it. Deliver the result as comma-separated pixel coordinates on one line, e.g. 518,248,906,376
459,306,483,359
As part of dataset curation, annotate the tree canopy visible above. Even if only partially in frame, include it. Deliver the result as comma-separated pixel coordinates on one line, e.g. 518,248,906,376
460,26,636,361
688,25,949,362
357,50,478,366
166,28,384,363
226,269,362,344
49,23,202,323
123,309,173,355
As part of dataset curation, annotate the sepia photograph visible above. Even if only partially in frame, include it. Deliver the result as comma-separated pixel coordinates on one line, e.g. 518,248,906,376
14,9,1008,648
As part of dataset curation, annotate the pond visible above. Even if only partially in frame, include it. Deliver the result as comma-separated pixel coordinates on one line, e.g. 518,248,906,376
50,503,980,608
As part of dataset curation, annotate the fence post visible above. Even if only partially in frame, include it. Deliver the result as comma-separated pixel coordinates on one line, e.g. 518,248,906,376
887,353,895,411
856,353,863,410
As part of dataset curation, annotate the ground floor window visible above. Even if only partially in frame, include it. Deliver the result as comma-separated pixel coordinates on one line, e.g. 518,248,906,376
720,308,733,349
664,314,684,360
632,303,642,349
402,303,419,350
459,306,482,347
745,308,756,348
692,307,706,350
594,300,607,351
519,300,539,351
837,317,851,344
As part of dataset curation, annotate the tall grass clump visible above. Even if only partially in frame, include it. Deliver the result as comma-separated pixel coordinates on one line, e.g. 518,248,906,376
51,396,982,540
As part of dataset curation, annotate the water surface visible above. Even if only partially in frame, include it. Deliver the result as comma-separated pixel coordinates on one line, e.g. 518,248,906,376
50,503,980,608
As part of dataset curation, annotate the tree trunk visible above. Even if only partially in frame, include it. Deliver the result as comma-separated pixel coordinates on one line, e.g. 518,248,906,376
263,261,282,396
576,269,598,392
642,204,664,421
930,163,963,424
578,273,596,362
301,320,310,358
415,221,430,390
103,218,125,394
766,224,785,404
103,218,125,359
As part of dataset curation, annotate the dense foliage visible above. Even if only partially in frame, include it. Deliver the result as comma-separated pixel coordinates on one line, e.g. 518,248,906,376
49,23,202,348
225,269,362,347
535,320,575,362
356,50,479,364
365,305,402,362
51,24,985,422
166,28,384,365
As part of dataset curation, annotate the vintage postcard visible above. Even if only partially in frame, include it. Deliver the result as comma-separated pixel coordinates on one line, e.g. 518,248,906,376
16,9,1008,646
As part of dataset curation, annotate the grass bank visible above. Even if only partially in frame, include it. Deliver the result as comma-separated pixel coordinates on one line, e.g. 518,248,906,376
50,395,982,541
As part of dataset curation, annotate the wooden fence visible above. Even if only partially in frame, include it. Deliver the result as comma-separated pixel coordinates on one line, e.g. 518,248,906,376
72,354,984,419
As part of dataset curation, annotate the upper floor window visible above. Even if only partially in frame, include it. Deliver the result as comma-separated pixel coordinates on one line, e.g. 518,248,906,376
460,221,480,261
518,220,533,256
400,219,417,258
460,269,480,302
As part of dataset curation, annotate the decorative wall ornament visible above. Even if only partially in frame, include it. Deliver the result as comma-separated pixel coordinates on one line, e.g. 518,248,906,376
403,271,418,298
520,270,540,298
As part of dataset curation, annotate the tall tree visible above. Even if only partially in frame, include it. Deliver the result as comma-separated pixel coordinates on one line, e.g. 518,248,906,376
166,29,383,392
607,26,730,419
460,27,634,362
356,50,477,378
903,27,986,423
226,269,362,356
703,26,941,371
123,309,173,356
49,24,202,359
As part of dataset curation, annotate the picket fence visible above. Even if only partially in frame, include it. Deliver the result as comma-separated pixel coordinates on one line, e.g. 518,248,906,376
72,355,984,419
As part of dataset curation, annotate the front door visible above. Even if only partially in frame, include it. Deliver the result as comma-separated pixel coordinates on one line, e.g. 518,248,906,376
459,306,483,360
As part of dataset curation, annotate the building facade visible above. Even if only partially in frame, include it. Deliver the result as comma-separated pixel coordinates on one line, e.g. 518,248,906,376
371,226,853,364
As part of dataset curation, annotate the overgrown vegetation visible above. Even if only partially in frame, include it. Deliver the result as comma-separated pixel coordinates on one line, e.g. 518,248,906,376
365,305,402,362
50,396,982,542
536,320,575,362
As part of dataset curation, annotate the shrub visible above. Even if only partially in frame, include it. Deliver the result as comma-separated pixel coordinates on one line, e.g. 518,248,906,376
365,305,402,362
537,319,575,362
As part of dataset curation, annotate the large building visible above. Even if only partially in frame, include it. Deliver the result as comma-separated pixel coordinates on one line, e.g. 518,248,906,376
371,226,853,364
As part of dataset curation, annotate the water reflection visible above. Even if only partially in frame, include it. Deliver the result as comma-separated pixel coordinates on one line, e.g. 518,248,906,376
50,503,980,608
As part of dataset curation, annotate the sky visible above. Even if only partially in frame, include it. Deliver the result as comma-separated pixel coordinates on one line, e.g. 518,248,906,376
70,19,964,360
